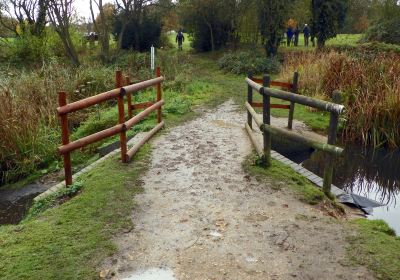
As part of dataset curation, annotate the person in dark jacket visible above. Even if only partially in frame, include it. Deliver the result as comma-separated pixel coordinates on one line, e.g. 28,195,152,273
286,27,293,47
294,26,300,47
176,30,185,51
303,24,310,47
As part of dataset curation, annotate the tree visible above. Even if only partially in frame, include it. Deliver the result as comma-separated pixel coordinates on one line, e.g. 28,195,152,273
179,0,236,52
90,0,115,61
258,0,293,57
0,0,48,36
365,0,400,44
310,0,348,49
113,0,165,51
48,0,80,66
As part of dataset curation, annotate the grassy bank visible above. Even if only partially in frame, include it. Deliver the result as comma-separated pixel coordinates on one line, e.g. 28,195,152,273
0,148,149,279
347,219,400,280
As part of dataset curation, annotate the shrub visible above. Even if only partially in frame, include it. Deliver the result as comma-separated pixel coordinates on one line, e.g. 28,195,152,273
365,18,400,45
218,51,281,75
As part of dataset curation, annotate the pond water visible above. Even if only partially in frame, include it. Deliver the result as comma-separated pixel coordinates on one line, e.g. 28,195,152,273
273,140,400,235
0,183,48,225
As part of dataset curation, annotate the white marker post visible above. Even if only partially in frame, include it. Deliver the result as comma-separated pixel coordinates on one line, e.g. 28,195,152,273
151,45,155,71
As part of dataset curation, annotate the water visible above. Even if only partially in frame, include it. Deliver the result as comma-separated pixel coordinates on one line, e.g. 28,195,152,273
276,140,400,236
0,183,48,225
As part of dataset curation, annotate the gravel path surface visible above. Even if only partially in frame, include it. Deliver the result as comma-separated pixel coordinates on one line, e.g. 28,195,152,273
102,101,373,280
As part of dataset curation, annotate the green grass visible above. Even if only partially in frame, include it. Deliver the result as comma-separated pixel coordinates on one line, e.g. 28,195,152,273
251,93,331,132
0,148,149,280
280,34,363,51
347,219,400,280
167,33,192,52
243,154,325,205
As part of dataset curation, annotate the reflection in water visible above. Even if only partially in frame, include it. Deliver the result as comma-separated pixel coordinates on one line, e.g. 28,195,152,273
303,145,400,235
303,145,400,206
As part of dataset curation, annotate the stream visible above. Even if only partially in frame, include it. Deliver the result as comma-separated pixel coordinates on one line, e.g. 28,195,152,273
273,140,400,236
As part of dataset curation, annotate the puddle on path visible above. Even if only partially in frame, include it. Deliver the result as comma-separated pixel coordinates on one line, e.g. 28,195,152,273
122,268,176,280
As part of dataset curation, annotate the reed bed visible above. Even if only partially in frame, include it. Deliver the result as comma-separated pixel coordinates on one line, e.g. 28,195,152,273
280,50,400,148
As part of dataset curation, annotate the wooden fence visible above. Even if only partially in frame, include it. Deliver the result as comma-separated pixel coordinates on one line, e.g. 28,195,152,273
57,67,164,186
245,74,344,196
248,72,299,129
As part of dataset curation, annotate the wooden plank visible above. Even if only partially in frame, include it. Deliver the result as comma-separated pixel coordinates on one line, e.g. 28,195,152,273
127,121,164,160
156,67,162,123
263,75,271,167
251,102,290,109
263,87,344,114
245,123,263,157
247,73,253,129
58,124,125,155
58,91,72,186
263,124,343,156
251,78,292,89
116,71,127,163
132,102,155,110
123,76,164,95
57,88,120,115
125,100,164,129
245,102,263,129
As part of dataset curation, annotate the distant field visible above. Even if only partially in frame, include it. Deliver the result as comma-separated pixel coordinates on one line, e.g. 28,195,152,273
280,33,363,50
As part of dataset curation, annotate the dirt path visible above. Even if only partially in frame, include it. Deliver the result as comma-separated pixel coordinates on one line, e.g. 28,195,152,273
102,101,373,280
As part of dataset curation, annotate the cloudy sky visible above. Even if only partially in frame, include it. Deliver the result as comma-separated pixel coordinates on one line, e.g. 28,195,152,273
74,0,113,19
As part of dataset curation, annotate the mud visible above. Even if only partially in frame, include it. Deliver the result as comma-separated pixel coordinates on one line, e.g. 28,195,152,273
102,101,374,280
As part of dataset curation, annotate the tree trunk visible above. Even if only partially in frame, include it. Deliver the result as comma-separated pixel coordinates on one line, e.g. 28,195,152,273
206,22,215,52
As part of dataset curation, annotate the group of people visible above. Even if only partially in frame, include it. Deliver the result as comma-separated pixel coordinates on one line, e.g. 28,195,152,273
286,24,314,47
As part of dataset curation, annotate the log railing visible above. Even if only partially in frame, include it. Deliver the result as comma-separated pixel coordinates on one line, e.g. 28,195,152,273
245,75,344,196
248,72,299,129
57,67,165,186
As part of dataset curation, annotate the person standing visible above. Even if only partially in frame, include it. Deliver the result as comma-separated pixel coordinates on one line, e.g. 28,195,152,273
303,24,310,47
294,26,300,47
286,27,293,47
176,30,185,51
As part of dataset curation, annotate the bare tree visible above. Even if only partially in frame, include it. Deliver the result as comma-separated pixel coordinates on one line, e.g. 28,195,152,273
90,0,111,61
48,0,80,66
0,0,48,36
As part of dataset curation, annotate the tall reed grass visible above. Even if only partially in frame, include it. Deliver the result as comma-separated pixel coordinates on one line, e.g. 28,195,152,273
279,50,400,148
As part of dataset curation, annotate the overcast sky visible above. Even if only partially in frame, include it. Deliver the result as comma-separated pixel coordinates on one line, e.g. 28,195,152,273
74,0,113,20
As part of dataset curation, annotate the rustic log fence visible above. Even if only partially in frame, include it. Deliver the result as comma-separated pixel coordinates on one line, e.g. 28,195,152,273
57,67,164,186
248,72,299,129
245,75,344,196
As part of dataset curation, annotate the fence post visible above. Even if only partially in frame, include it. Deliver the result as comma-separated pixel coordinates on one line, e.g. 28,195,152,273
116,70,128,163
288,71,299,129
156,67,162,123
263,75,271,167
323,110,339,196
125,76,133,119
247,72,253,129
58,91,72,187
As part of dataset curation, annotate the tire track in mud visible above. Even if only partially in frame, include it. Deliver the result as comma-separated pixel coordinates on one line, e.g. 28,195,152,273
102,101,374,280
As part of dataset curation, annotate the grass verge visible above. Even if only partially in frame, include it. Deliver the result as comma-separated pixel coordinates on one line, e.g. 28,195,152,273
243,154,324,205
0,147,150,280
347,219,400,280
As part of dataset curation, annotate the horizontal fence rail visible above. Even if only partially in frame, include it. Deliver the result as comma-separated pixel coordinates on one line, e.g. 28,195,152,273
245,73,344,196
248,72,299,129
57,67,165,186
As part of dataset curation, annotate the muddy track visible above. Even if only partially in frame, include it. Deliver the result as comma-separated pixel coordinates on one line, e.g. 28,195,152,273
102,101,373,280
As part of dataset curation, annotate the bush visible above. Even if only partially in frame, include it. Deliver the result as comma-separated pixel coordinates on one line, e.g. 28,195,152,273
365,18,400,45
218,51,281,75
